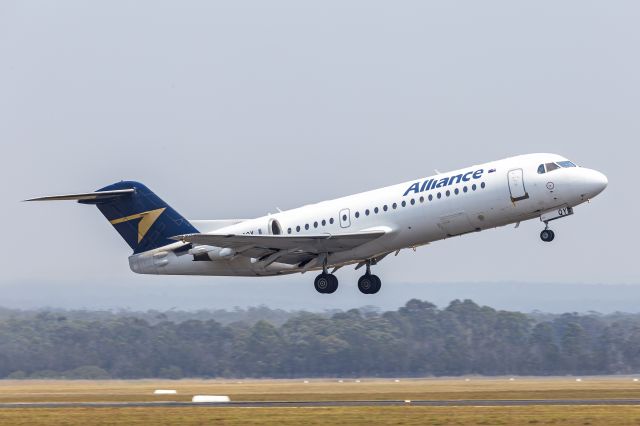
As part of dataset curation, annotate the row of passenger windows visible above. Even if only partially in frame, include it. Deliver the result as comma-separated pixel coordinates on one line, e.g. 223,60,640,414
285,181,487,234
287,217,335,234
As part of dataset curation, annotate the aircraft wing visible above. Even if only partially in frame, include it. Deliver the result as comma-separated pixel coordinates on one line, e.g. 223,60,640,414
173,230,387,266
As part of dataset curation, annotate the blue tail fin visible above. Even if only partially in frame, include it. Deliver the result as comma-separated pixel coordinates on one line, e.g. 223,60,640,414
79,181,198,254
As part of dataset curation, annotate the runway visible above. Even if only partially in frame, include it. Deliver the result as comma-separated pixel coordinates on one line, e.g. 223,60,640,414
1,399,640,408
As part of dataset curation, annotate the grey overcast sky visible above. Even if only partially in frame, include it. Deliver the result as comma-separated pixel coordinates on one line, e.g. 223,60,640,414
0,1,638,312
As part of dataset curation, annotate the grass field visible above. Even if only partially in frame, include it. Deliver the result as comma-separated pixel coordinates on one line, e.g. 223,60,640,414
1,377,639,403
2,406,640,426
1,377,640,425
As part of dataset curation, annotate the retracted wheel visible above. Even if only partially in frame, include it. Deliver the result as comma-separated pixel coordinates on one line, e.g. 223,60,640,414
540,229,555,242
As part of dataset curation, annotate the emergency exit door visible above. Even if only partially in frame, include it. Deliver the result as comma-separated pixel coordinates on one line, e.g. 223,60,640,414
339,208,351,228
508,168,529,202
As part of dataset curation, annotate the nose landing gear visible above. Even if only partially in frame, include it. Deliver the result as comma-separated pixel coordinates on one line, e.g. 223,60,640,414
540,223,555,242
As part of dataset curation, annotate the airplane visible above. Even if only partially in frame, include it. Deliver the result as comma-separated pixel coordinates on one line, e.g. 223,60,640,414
26,153,607,295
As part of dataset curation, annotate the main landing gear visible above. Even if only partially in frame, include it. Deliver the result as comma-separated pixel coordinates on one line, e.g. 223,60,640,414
313,259,382,295
314,273,338,294
314,259,338,294
357,261,381,295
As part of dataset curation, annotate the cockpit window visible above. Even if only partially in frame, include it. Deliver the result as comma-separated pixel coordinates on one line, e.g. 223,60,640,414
545,162,560,172
538,161,577,174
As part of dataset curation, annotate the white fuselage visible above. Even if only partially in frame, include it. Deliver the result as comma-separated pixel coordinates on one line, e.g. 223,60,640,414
129,153,607,277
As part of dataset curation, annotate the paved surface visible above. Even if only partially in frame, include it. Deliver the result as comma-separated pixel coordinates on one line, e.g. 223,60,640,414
1,399,640,408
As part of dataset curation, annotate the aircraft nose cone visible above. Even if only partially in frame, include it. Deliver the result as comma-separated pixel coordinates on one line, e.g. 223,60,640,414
583,169,608,198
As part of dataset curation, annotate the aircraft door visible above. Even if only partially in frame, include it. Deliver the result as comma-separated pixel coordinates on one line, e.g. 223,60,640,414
339,208,351,228
508,168,529,202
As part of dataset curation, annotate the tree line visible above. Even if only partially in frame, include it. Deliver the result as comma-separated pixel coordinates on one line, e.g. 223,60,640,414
1,299,639,379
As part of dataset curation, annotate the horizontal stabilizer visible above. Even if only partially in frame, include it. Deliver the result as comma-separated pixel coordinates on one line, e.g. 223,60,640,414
24,189,135,202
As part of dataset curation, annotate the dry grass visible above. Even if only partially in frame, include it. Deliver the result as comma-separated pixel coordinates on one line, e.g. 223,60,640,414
1,406,640,426
2,377,640,425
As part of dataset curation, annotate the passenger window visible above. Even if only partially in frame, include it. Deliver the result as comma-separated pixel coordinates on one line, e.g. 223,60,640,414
437,193,442,199
296,226,300,232
401,200,407,207
392,203,397,209
305,224,309,230
365,209,370,216
287,228,292,234
410,199,415,205
428,194,433,201
419,196,424,203
329,218,334,224
374,207,379,214
463,186,468,193
454,188,459,195
481,182,486,189
383,205,388,211
537,164,545,174
313,221,318,228
321,219,326,226
445,190,450,197
472,184,477,191
355,212,360,218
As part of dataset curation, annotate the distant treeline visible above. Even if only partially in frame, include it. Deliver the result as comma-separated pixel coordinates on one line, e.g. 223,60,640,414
0,305,313,327
1,300,640,379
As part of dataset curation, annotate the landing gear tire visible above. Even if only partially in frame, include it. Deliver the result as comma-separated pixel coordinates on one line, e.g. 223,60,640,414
326,274,338,294
370,275,381,294
540,229,555,242
358,274,381,294
314,273,338,294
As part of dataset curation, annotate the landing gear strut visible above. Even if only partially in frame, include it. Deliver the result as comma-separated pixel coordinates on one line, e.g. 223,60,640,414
540,223,555,242
358,261,382,294
314,257,338,294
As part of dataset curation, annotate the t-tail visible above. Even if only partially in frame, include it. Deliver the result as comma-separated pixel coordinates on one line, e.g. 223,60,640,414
25,181,198,254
